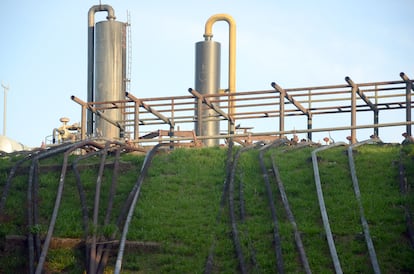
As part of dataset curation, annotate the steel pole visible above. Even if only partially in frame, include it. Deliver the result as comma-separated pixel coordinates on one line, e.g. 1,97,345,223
400,72,412,136
1,83,9,136
346,77,357,144
3,87,6,136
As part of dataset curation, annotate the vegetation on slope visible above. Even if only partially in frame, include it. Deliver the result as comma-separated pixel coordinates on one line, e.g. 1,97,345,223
0,143,413,273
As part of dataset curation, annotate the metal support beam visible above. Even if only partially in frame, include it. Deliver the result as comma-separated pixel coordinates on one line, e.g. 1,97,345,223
346,76,379,140
345,77,357,144
134,100,139,140
272,82,310,139
71,96,125,136
196,96,203,136
272,82,308,114
81,103,86,140
126,92,174,128
400,72,413,136
307,113,313,141
189,88,233,122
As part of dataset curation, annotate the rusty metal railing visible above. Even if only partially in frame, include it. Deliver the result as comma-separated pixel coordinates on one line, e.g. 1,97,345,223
71,73,413,145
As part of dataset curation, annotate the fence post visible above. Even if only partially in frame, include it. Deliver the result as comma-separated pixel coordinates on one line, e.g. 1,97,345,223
400,72,412,136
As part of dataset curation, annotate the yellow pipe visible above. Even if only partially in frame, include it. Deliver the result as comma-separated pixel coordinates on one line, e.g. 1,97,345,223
204,14,236,133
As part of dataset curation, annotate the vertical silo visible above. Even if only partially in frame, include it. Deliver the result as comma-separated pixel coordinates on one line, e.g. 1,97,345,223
194,40,221,147
94,20,126,138
87,5,126,139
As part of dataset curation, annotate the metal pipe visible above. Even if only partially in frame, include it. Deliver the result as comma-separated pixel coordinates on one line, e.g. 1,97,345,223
114,143,166,274
71,95,125,132
189,88,231,121
131,120,414,144
87,5,116,135
346,76,379,138
272,81,309,139
1,83,9,136
52,128,64,144
347,139,382,274
203,14,236,134
400,72,412,136
270,154,312,274
312,142,347,274
258,139,289,273
126,92,174,127
279,88,285,138
345,77,357,144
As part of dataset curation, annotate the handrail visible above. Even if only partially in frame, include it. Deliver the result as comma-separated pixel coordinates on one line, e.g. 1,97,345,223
72,76,413,144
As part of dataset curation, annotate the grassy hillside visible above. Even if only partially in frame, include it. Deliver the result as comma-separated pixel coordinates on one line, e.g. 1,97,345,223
0,143,413,273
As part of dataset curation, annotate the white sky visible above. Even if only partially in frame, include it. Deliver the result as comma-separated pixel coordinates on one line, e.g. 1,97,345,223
0,0,413,147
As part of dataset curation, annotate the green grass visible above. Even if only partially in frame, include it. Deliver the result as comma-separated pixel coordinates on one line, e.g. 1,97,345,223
0,144,413,273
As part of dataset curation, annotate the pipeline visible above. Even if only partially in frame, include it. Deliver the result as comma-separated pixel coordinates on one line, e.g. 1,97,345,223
72,145,112,272
398,149,414,248
71,141,139,273
72,150,97,270
35,141,105,274
270,153,312,274
347,139,382,273
203,14,236,134
228,143,262,273
96,147,122,274
258,139,289,273
114,143,167,274
0,152,35,214
311,142,347,274
204,139,234,274
26,143,80,274
89,142,110,274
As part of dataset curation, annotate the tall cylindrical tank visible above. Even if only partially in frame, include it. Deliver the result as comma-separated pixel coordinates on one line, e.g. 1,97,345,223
94,20,126,138
195,40,221,146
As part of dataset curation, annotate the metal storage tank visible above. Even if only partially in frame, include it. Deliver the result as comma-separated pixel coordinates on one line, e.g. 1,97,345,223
0,135,27,153
94,20,126,138
194,40,221,146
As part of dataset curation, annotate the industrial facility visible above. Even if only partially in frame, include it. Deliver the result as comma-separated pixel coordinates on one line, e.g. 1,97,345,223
30,4,408,151
0,4,413,273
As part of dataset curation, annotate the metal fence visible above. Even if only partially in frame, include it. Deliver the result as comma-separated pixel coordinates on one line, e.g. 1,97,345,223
71,72,413,145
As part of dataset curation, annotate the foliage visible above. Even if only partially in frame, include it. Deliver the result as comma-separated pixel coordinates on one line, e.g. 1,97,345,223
0,144,413,273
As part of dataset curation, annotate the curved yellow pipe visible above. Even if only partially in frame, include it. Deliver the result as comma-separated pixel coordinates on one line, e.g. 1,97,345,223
204,14,236,131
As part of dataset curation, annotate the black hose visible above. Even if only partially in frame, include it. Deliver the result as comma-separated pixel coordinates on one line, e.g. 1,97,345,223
114,143,166,274
229,142,267,273
72,153,92,271
97,147,122,274
258,141,285,274
26,143,76,273
270,154,311,274
238,172,261,273
228,145,251,274
89,143,109,274
204,140,234,274
27,159,36,274
0,152,36,214
35,141,104,274
399,149,414,248
33,160,42,261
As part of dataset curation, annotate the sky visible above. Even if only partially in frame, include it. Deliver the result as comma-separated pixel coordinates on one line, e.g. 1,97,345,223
0,0,413,147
